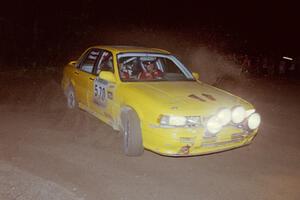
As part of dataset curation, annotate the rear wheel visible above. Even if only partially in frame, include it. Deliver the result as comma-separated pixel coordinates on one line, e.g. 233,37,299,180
66,85,77,109
121,108,144,156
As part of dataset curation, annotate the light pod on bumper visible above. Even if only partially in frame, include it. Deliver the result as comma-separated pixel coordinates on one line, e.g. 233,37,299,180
216,108,231,126
206,116,222,134
232,106,246,124
247,113,261,130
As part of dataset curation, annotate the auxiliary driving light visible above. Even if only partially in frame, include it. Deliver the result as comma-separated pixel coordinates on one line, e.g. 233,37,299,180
247,113,261,130
206,116,222,134
232,106,246,124
216,108,231,126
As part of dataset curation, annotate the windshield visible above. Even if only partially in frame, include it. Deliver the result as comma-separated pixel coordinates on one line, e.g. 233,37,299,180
117,53,194,82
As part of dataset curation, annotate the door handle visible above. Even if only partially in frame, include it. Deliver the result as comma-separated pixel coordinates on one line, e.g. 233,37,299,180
74,71,79,75
89,77,95,81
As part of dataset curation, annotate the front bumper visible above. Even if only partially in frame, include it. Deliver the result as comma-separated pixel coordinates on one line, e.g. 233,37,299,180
142,123,258,156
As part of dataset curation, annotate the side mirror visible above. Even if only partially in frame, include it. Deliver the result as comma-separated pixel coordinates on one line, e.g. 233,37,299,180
99,71,116,83
192,72,200,80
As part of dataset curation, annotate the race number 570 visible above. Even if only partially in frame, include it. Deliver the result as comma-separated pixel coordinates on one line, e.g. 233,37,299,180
95,84,105,100
94,78,108,106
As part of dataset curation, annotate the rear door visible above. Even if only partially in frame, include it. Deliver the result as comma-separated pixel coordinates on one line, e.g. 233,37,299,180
75,48,101,106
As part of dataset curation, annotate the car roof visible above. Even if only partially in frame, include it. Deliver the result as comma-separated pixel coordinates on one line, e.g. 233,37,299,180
91,45,171,54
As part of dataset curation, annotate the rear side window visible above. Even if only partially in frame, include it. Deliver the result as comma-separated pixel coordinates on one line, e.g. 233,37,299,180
79,49,101,74
95,51,114,75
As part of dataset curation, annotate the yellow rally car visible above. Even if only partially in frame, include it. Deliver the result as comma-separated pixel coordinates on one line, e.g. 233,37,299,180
62,46,261,156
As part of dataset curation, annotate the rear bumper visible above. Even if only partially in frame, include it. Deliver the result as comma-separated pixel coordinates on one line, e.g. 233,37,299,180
142,123,258,156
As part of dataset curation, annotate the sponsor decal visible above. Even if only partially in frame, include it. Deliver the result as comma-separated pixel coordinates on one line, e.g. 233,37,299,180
107,91,113,100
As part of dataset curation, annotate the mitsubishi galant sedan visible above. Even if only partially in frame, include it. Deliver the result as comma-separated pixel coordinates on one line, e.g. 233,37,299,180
62,46,261,156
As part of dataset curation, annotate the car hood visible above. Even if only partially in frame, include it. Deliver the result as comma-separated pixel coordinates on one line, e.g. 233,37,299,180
123,81,253,116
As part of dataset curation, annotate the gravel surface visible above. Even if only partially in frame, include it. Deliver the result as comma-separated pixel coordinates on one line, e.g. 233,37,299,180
0,69,299,200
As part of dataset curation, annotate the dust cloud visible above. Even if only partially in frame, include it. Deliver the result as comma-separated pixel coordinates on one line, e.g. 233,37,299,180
91,27,242,85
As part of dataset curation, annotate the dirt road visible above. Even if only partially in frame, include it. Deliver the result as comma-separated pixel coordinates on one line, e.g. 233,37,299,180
0,69,299,200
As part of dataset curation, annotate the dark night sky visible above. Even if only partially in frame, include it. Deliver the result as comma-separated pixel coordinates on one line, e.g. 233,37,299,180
1,1,299,67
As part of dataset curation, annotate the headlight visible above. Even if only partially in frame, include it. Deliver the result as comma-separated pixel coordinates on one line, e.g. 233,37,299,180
216,108,231,126
160,115,186,126
206,116,222,134
159,115,170,126
169,116,187,126
247,113,261,130
159,115,201,127
232,106,246,124
186,116,201,126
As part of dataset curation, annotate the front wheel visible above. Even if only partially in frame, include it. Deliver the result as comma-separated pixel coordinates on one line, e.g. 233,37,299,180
121,109,144,156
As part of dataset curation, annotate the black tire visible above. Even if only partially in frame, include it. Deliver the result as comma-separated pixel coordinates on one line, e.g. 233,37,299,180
65,85,77,109
121,108,144,156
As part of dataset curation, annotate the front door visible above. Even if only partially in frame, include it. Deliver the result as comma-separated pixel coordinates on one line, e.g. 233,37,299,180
89,50,116,124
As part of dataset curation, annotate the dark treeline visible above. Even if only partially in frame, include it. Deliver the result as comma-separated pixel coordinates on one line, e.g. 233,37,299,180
0,1,299,69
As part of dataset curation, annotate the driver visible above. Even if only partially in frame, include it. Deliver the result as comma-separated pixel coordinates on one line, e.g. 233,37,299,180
138,61,163,80
120,63,131,80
